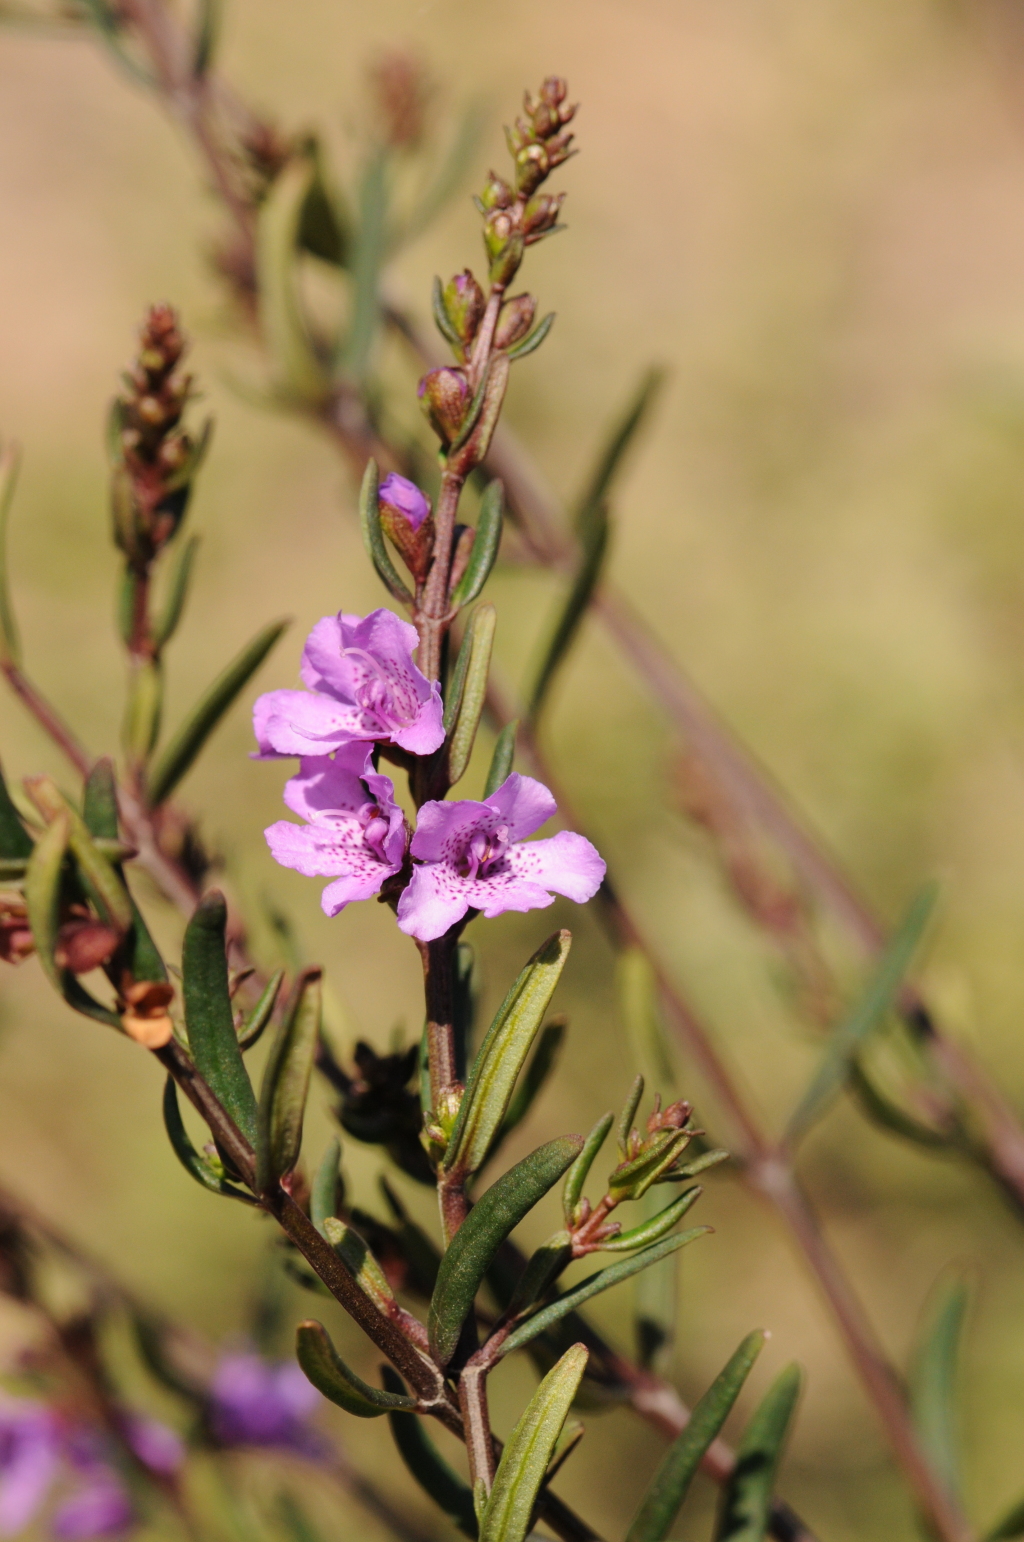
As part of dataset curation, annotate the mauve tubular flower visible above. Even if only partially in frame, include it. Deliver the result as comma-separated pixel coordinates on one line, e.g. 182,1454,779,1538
396,773,605,942
51,1479,132,1542
0,1401,60,1536
253,609,443,759
264,743,407,917
209,1353,325,1458
378,473,430,532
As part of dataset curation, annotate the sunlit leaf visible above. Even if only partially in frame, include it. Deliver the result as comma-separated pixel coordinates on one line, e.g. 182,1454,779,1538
480,1343,589,1542
715,1365,802,1540
295,1320,416,1418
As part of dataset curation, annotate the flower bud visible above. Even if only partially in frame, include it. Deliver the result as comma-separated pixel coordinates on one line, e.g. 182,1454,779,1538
442,270,485,345
378,472,435,580
515,142,549,198
494,294,536,350
540,76,568,110
54,918,122,974
418,366,470,444
479,172,514,211
0,899,33,965
523,192,564,245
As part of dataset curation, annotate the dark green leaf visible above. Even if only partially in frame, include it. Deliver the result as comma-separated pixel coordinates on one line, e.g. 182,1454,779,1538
358,458,413,607
146,619,289,806
323,1216,395,1314
609,1128,692,1203
0,443,21,665
192,0,219,77
182,891,258,1146
443,613,475,736
786,884,938,1146
910,1273,968,1506
504,312,555,363
498,1017,566,1142
237,968,284,1050
161,1077,255,1204
152,533,200,651
563,1111,614,1225
480,1343,589,1542
715,1364,802,1541
0,760,32,860
626,1331,767,1541
600,1185,702,1253
499,1229,709,1359
257,967,322,1188
295,1319,416,1417
432,275,463,352
443,932,572,1179
298,138,350,267
450,480,504,610
505,1231,573,1318
446,605,496,787
571,367,664,529
483,720,517,800
848,1058,955,1150
82,759,118,841
383,1367,478,1537
428,1134,583,1367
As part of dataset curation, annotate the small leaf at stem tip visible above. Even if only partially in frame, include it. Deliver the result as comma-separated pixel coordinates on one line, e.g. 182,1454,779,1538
597,1185,702,1253
295,1320,417,1417
161,1077,256,1204
428,1134,583,1367
498,1229,709,1359
257,967,322,1191
182,891,259,1147
256,156,331,404
311,1137,341,1237
237,968,284,1051
617,1073,645,1155
626,1330,767,1542
443,930,572,1179
714,1364,802,1542
785,883,939,1147
504,312,555,363
0,441,21,666
450,479,504,610
480,1343,589,1542
358,458,413,607
527,499,609,721
152,533,201,651
145,618,289,806
383,1367,478,1538
610,1127,692,1203
0,760,32,860
562,1110,614,1225
909,1271,969,1508
483,719,517,800
446,605,496,788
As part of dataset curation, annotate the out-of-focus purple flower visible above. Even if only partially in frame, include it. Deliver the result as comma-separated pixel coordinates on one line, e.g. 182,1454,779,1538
209,1353,324,1458
264,743,407,916
378,474,430,533
396,773,605,942
0,1399,60,1536
122,1419,183,1479
50,1478,132,1542
253,609,444,759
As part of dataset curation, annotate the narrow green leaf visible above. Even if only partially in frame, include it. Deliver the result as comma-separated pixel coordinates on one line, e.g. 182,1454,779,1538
161,1078,255,1204
383,1368,478,1537
499,1230,709,1359
618,1074,645,1154
122,657,163,764
450,480,504,610
626,1331,768,1541
192,0,219,77
24,809,69,990
429,1135,583,1367
609,1128,692,1203
910,1273,968,1506
618,946,677,1095
295,1320,416,1418
786,884,938,1146
572,367,665,528
0,442,21,665
146,618,289,806
562,1111,614,1225
505,1231,573,1318
848,1058,954,1150
338,147,390,383
984,1496,1024,1540
480,1343,589,1542
358,458,413,607
82,759,118,841
394,103,484,250
257,966,321,1189
0,760,32,859
432,275,464,352
237,968,284,1050
499,1017,566,1140
504,313,555,363
528,502,609,720
297,136,350,267
257,156,330,403
443,931,572,1178
443,614,475,736
715,1365,802,1541
311,1138,341,1237
323,1217,394,1314
182,891,258,1146
446,605,496,787
483,720,517,799
600,1185,702,1253
152,533,200,651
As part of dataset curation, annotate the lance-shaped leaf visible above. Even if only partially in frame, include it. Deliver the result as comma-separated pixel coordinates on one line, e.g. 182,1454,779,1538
394,103,484,251
257,967,322,1190
715,1364,802,1541
257,156,330,403
599,1185,702,1253
480,1342,589,1542
146,618,288,806
504,313,555,364
237,968,284,1051
446,606,496,788
848,1057,957,1150
443,609,479,734
499,1229,709,1359
0,442,21,665
24,809,69,991
323,1217,395,1314
498,1017,566,1145
192,0,219,76
338,147,389,385
563,1111,614,1225
311,1138,342,1237
786,884,938,1147
82,759,166,985
451,480,504,610
483,720,517,800
910,1273,968,1507
443,932,572,1179
182,892,258,1146
505,1231,573,1318
298,136,350,267
295,1320,416,1418
382,1368,478,1538
429,1135,583,1367
617,1074,645,1155
610,1128,692,1203
162,1078,255,1205
0,761,32,861
527,498,608,721
123,658,163,764
152,533,200,651
572,368,664,528
26,776,133,936
358,458,413,607
626,1330,767,1541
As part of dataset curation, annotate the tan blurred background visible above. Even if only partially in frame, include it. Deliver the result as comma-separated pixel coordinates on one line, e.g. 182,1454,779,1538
5,1,1024,1537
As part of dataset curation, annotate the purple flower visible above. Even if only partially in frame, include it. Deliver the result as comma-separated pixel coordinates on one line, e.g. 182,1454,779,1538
378,473,430,532
209,1354,324,1458
253,609,444,759
396,773,605,942
123,1419,183,1478
51,1473,132,1542
264,742,407,916
0,1400,60,1537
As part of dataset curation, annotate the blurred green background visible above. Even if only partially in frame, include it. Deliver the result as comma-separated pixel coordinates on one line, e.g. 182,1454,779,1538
5,1,1024,1537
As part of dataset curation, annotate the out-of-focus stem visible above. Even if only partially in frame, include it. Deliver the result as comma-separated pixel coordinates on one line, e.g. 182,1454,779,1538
1,660,92,777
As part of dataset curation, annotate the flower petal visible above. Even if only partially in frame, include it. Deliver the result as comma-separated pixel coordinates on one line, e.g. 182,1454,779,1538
281,747,374,822
396,865,471,941
390,684,444,754
483,773,557,841
253,689,376,756
409,798,490,864
506,831,606,903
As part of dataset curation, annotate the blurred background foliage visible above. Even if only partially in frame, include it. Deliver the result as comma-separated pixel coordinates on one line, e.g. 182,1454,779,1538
5,1,1024,1538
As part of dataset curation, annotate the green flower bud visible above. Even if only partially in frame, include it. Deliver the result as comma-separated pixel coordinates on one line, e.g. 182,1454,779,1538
494,294,537,350
442,270,486,346
418,366,470,444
